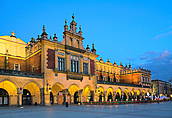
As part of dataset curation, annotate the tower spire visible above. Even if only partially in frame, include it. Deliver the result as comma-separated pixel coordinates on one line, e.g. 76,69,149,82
70,14,77,33
64,19,68,31
72,13,75,21
43,25,46,32
41,25,48,39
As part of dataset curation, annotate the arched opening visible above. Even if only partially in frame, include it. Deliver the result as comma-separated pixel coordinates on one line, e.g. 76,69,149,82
82,86,93,102
68,84,80,104
22,89,32,105
135,90,141,100
0,88,9,106
106,87,114,102
130,89,135,100
23,82,40,105
115,88,122,101
123,89,129,101
107,92,113,101
142,90,146,100
0,81,17,105
96,87,104,102
115,92,121,101
128,92,132,101
51,83,64,104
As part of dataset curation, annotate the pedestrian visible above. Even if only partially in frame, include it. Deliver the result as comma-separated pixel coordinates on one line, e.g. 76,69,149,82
65,94,70,107
65,101,68,107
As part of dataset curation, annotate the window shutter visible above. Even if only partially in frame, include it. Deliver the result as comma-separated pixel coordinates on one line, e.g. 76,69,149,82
90,59,95,75
47,49,55,69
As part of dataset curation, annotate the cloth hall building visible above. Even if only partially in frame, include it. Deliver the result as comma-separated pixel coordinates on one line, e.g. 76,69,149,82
0,16,151,106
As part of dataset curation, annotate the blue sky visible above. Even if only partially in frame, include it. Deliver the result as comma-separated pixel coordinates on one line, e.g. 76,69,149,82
1,0,172,81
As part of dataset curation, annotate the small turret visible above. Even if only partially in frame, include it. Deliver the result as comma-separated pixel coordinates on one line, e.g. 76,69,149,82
30,37,36,43
107,59,110,63
113,61,117,66
86,45,90,52
91,44,96,54
119,62,123,67
37,35,40,41
53,34,58,41
10,32,16,38
128,64,132,69
99,57,104,62
78,25,82,36
70,14,77,33
64,19,68,31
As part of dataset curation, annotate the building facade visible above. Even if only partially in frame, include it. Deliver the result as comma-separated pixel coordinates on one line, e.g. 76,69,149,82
0,16,151,106
152,80,172,97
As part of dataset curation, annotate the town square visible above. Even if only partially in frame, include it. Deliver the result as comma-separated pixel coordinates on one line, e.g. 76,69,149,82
0,0,172,118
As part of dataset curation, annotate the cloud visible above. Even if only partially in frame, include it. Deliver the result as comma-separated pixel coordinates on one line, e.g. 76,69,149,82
157,50,170,59
152,31,172,40
140,51,158,60
140,50,172,81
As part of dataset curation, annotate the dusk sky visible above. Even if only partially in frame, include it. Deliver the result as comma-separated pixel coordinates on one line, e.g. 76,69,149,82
1,0,172,81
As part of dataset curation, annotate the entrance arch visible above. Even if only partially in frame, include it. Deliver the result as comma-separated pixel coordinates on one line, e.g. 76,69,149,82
82,86,93,102
68,84,80,104
51,83,64,104
96,87,104,102
115,88,122,101
106,87,114,101
135,89,141,100
123,89,129,101
0,88,9,105
22,89,32,105
0,80,17,105
23,82,40,105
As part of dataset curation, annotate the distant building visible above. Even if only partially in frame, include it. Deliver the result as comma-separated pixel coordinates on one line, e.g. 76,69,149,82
152,80,172,97
0,15,151,106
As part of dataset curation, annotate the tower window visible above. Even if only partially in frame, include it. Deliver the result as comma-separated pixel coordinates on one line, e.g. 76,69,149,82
58,57,65,71
14,64,20,71
83,63,88,74
70,56,79,73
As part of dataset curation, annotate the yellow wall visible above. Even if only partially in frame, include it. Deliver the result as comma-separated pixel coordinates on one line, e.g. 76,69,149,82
0,36,26,57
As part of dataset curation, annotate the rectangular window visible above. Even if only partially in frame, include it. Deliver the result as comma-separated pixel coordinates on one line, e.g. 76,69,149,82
71,60,79,73
83,63,88,74
14,64,20,71
58,57,65,71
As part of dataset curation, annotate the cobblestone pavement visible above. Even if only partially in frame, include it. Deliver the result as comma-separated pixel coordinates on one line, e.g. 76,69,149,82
0,102,172,118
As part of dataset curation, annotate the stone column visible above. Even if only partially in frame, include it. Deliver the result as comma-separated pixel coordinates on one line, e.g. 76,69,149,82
71,95,74,104
104,91,107,101
40,88,44,105
10,95,18,105
44,93,50,105
54,95,57,104
17,88,23,106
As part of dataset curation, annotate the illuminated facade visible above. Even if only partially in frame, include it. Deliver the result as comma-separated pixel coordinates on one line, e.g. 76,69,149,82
152,80,172,97
0,15,151,106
